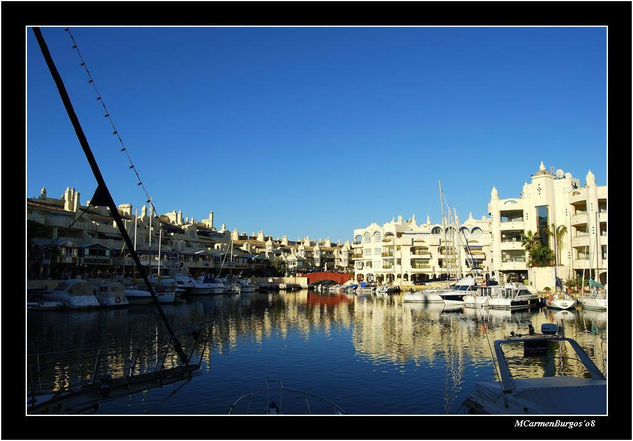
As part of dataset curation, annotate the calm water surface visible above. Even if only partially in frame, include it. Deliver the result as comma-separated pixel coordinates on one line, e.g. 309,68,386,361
27,290,607,414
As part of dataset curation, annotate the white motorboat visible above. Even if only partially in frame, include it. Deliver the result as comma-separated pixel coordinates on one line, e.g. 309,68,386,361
92,280,129,307
463,285,498,308
124,278,176,304
439,276,479,305
463,323,606,414
43,279,100,309
545,292,577,310
402,288,446,303
198,275,227,294
487,283,541,310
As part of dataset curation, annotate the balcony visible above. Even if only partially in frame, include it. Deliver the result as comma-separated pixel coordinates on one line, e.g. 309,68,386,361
500,261,527,271
572,259,591,270
572,235,590,247
571,213,588,225
569,189,587,204
499,221,524,231
499,241,524,250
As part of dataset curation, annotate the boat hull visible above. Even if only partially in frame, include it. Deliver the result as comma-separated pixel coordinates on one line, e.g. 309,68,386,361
489,297,541,310
580,298,607,311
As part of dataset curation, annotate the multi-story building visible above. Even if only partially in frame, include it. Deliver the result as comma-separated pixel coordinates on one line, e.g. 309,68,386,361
488,162,607,286
27,185,354,279
352,214,493,285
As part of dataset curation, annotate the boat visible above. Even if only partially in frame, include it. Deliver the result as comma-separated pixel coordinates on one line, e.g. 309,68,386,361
236,278,257,293
545,292,577,310
27,300,64,311
42,279,100,309
463,323,606,414
198,274,227,294
463,278,500,308
487,283,541,310
545,228,577,310
92,280,129,307
402,288,446,303
579,281,607,311
439,276,479,305
124,278,176,304
376,284,399,294
463,285,495,308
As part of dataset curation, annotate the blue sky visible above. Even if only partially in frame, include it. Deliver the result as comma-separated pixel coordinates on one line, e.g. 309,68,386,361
27,26,606,243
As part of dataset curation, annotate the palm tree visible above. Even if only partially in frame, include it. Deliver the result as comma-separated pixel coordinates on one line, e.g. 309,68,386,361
543,224,567,266
520,230,540,255
521,230,554,267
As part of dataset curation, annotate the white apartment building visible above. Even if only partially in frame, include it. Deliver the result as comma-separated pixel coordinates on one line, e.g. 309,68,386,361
488,162,607,287
352,214,493,285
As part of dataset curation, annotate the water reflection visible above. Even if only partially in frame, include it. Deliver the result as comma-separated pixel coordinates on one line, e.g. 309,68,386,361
27,289,607,414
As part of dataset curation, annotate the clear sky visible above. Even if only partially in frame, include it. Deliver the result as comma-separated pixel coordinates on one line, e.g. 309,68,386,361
27,26,607,243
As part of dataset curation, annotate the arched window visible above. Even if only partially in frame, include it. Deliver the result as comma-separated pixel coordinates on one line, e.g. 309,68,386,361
431,226,442,235
363,232,371,243
372,231,381,242
471,227,482,235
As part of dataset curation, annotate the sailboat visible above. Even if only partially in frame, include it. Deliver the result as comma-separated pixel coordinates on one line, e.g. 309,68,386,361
545,224,576,310
124,203,176,304
403,180,453,304
579,212,607,311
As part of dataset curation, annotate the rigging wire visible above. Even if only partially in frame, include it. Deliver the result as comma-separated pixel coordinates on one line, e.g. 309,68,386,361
64,28,159,216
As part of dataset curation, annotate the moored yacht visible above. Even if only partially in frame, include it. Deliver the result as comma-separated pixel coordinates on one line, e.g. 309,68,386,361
198,275,227,294
545,292,577,310
579,283,607,311
463,285,497,308
43,279,100,309
439,276,478,305
124,278,176,304
92,280,129,307
487,283,541,310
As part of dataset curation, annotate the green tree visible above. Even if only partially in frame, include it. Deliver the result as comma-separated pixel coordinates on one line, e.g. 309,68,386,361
520,230,540,252
528,243,555,267
270,257,287,276
521,230,554,267
543,224,567,265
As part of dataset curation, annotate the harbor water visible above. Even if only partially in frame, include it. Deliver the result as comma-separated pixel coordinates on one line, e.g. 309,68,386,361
26,290,607,415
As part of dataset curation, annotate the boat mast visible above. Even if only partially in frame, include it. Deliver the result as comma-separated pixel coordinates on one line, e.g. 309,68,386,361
553,223,559,293
148,197,153,270
32,27,188,364
133,208,138,278
439,180,449,285
158,223,162,278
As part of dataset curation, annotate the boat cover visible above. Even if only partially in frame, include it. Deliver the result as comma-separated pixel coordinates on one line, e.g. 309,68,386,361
470,377,606,414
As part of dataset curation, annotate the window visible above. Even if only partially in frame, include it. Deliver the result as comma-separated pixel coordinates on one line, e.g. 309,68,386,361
536,205,549,246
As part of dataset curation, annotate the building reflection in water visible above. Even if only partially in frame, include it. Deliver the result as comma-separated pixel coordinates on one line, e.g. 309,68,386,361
28,289,606,409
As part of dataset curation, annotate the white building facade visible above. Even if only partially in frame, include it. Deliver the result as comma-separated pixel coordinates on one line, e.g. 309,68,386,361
352,214,493,286
488,162,607,287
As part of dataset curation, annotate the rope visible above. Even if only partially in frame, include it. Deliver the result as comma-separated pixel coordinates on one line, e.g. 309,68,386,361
64,28,159,217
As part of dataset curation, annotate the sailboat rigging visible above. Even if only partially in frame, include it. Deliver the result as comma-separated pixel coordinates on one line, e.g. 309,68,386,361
32,27,188,364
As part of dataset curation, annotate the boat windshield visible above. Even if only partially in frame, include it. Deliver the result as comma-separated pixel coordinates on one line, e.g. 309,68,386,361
499,339,605,381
